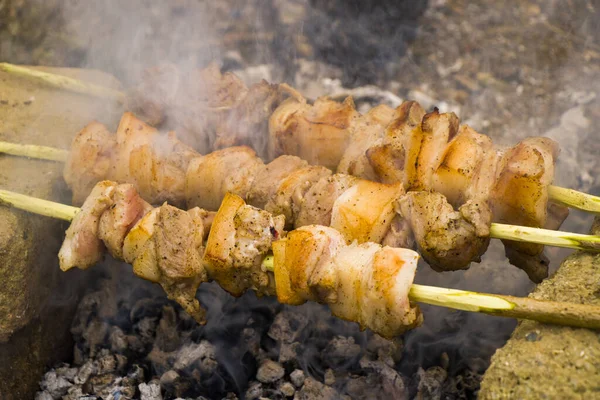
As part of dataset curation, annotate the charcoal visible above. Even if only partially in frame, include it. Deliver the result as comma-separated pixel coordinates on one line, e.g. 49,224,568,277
323,369,335,386
366,334,403,367
415,366,447,400
55,364,77,383
173,340,217,374
62,385,85,400
109,326,129,353
358,358,408,399
245,381,264,400
139,380,163,400
34,391,53,400
84,373,119,396
290,369,306,388
323,336,362,368
294,377,342,400
278,342,301,365
127,334,146,353
160,370,180,387
155,305,181,352
256,360,285,383
137,317,160,345
75,360,96,385
40,370,73,398
243,327,261,358
279,381,296,397
268,311,308,343
96,349,119,374
147,347,175,375
83,320,110,357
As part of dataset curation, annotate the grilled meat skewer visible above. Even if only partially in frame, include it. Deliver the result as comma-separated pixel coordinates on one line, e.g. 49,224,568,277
4,186,600,336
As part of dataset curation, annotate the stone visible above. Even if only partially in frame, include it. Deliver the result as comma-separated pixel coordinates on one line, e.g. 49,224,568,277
480,244,600,398
0,66,122,400
256,360,285,383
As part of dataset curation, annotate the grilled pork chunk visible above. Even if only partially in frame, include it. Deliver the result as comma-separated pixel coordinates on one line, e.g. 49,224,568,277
59,181,117,271
98,183,152,259
203,193,284,297
185,146,264,210
366,101,426,187
337,104,398,180
295,173,359,227
247,155,308,209
122,204,209,324
269,96,360,170
273,225,422,339
64,122,117,206
397,191,491,272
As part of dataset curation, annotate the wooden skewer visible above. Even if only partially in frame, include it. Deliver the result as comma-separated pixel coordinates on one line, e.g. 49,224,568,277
1,188,599,330
0,63,125,102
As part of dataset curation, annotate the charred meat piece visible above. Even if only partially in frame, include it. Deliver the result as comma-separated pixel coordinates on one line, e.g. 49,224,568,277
491,137,559,257
337,104,398,180
273,225,422,339
367,100,426,186
122,204,209,324
398,191,491,272
185,146,265,210
112,113,196,206
432,125,493,207
247,155,309,209
331,179,405,244
59,181,117,271
295,173,359,228
64,122,117,206
98,183,152,259
264,165,332,228
203,193,284,297
269,96,360,170
414,109,459,191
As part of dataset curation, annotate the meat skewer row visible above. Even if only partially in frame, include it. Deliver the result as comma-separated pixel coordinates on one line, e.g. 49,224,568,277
0,113,597,281
1,62,598,217
2,187,600,337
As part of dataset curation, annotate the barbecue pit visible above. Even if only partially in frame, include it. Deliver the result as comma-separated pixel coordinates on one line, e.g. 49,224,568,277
1,1,599,399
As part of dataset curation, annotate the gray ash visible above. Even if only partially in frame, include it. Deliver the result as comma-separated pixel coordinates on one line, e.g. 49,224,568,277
37,270,490,400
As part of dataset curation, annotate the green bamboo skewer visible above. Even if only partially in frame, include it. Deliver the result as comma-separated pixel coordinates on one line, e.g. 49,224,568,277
0,62,125,102
1,188,600,330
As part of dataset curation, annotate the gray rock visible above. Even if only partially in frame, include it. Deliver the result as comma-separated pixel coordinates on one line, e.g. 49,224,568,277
257,360,285,383
139,380,163,400
40,370,72,398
